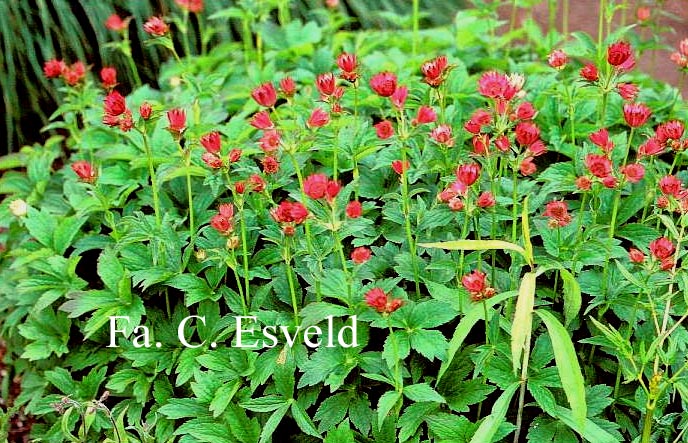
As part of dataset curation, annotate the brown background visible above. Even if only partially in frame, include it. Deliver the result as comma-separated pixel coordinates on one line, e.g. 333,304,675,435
499,0,687,95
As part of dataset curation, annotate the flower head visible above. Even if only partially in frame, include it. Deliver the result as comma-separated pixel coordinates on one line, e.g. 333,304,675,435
279,77,296,97
547,49,568,69
166,108,186,137
580,63,599,82
607,41,632,66
369,72,397,97
337,53,358,82
412,106,437,125
374,120,394,139
628,248,645,264
430,124,454,147
139,102,152,120
621,163,645,183
200,131,221,154
649,237,675,260
515,121,540,146
365,288,403,313
100,67,117,89
616,83,639,101
585,154,613,178
589,128,614,153
103,91,127,117
143,16,169,36
462,270,496,302
316,72,337,97
250,110,274,130
307,108,330,128
392,160,410,175
351,247,372,264
175,0,204,13
478,71,518,100
105,14,128,32
421,55,449,87
543,200,572,227
391,86,408,109
456,163,481,186
623,103,651,127
252,83,277,108
477,191,496,208
346,201,362,218
43,59,65,78
71,161,97,183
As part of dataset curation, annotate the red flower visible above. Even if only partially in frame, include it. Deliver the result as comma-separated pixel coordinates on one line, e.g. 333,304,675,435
462,270,495,301
412,106,437,126
589,128,614,153
202,152,223,169
252,83,277,108
374,120,394,139
210,214,233,235
585,154,612,178
71,160,97,183
649,237,675,260
477,191,496,208
229,149,242,163
43,59,65,78
235,181,246,193
580,63,599,81
139,102,152,120
527,140,547,157
100,67,117,89
495,135,510,152
638,137,664,157
316,72,337,97
307,108,330,128
520,157,537,176
607,41,632,66
637,6,651,22
279,77,296,97
543,200,572,227
218,203,234,218
602,176,618,188
250,111,274,130
346,201,362,218
351,247,372,264
464,109,492,134
456,163,481,186
365,288,403,313
105,14,128,32
547,49,568,69
119,110,133,132
472,134,490,155
656,121,684,144
175,0,204,13
326,0,338,8
259,130,281,153
628,248,645,264
326,180,340,201
515,121,540,146
448,197,464,211
421,55,449,87
271,201,309,224
660,258,675,271
304,173,329,199
104,91,127,117
391,86,408,109
249,174,266,192
143,16,169,36
478,71,517,100
430,124,454,147
167,108,187,136
616,83,639,101
63,61,86,86
516,102,536,120
621,163,645,183
337,53,358,82
370,72,398,97
392,160,410,175
576,176,592,191
199,131,221,153
623,103,651,128
659,175,683,196
262,156,280,174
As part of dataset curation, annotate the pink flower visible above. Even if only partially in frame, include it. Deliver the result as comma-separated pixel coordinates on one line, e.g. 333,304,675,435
262,156,280,174
472,134,490,155
623,103,651,127
628,248,645,263
621,163,645,183
229,148,242,163
649,237,675,260
607,41,632,66
462,270,496,301
515,121,540,146
495,135,510,152
456,163,481,186
430,124,454,147
580,63,599,81
585,154,612,178
71,161,97,183
464,109,492,134
365,288,403,313
589,128,614,153
316,72,337,97
139,102,152,120
279,77,296,97
421,55,449,87
143,16,169,36
337,53,358,82
576,176,592,191
659,175,683,197
369,72,397,97
175,0,204,13
616,83,639,101
412,106,437,125
105,14,128,32
392,160,410,175
62,61,86,86
656,121,685,144
259,130,281,153
346,201,362,218
527,140,547,157
252,83,277,108
391,86,408,109
638,137,664,157
166,108,187,136
515,102,536,120
100,67,117,89
374,120,394,139
304,174,329,199
547,49,568,69
250,110,274,130
351,247,372,264
478,71,517,100
43,59,65,78
477,191,496,208
636,6,651,22
202,152,223,169
307,108,330,128
200,131,221,153
543,200,572,227
520,157,537,176
103,91,127,117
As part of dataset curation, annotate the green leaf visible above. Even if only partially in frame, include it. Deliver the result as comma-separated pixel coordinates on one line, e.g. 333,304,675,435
410,329,448,361
511,272,536,374
209,380,241,418
258,403,290,443
559,268,581,327
419,239,527,260
377,390,401,431
166,274,216,305
535,310,587,428
437,291,517,384
552,406,621,443
404,383,445,403
53,215,87,254
468,382,519,443
324,420,355,443
241,395,288,413
409,300,457,329
24,207,57,248
291,401,321,438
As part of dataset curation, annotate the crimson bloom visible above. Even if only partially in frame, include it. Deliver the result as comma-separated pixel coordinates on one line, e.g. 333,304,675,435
316,72,337,97
139,102,152,120
516,102,536,120
175,0,204,13
229,148,242,163
374,120,394,139
304,174,329,199
607,41,632,66
166,108,186,137
262,156,280,174
462,270,496,302
143,16,169,36
307,108,330,128
72,161,97,183
200,131,221,153
391,86,408,109
43,59,65,78
202,152,223,169
628,248,645,264
105,14,128,32
369,72,397,97
63,61,86,86
477,191,496,208
659,175,683,197
279,77,296,97
616,83,639,101
250,110,274,130
337,53,358,82
412,106,437,125
623,103,651,127
365,288,403,313
589,128,614,153
271,201,309,225
515,121,540,146
478,71,517,100
100,67,117,89
456,163,481,186
543,200,572,227
392,160,410,175
103,91,127,117
251,83,277,108
421,55,449,87
585,154,612,178
430,124,454,147
656,121,684,144
351,247,372,264
520,157,537,176
547,49,568,69
621,163,645,183
649,237,675,260
346,201,362,218
580,63,599,81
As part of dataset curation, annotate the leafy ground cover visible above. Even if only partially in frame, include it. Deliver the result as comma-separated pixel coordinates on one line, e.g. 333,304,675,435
1,1,688,442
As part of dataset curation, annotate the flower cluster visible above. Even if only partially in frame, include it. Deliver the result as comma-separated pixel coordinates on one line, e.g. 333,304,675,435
304,174,340,202
365,288,403,314
437,163,494,212
580,41,639,102
670,38,688,69
271,201,309,236
462,270,496,302
43,59,86,86
102,91,134,132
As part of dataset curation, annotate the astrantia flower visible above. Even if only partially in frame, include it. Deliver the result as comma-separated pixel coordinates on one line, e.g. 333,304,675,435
659,175,683,197
477,191,496,208
210,213,233,235
139,102,152,120
337,53,358,82
72,161,97,183
464,109,492,134
200,131,221,154
365,288,403,313
623,103,651,127
304,173,329,199
543,200,572,227
649,237,675,260
229,148,242,163
495,135,510,152
628,248,645,264
607,41,632,66
456,163,481,186
100,67,117,89
515,102,536,120
374,120,394,139
430,124,454,147
351,247,372,264
166,108,186,137
249,174,266,192
575,176,592,191
202,152,223,169
369,72,397,97
478,71,517,100
262,156,280,174
616,83,639,101
250,110,274,130
462,270,496,302
103,91,127,117
175,0,204,13
259,130,281,153
143,16,169,36
346,201,362,218
307,108,330,128
105,14,128,32
589,128,614,153
316,72,337,97
412,106,437,125
251,83,277,108
515,121,540,146
585,154,612,178
391,160,410,175
62,62,86,86
547,49,568,69
520,157,537,176
580,63,599,82
279,77,296,97
271,201,309,225
656,121,685,144
527,140,547,157
472,134,490,156
391,86,408,110
43,59,65,78
421,55,449,87
638,137,663,157
621,163,645,183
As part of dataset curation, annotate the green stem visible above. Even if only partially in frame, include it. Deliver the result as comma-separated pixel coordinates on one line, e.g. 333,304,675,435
141,129,161,228
184,149,195,241
641,404,654,443
231,249,248,315
388,320,402,391
412,0,420,58
284,240,300,327
400,146,421,298
239,203,251,307
181,10,193,57
562,0,569,37
597,0,606,62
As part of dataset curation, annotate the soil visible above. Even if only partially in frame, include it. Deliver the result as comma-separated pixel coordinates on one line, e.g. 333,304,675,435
499,0,688,96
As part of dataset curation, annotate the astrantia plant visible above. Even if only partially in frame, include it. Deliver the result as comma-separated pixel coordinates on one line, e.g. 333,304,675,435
1,1,688,443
